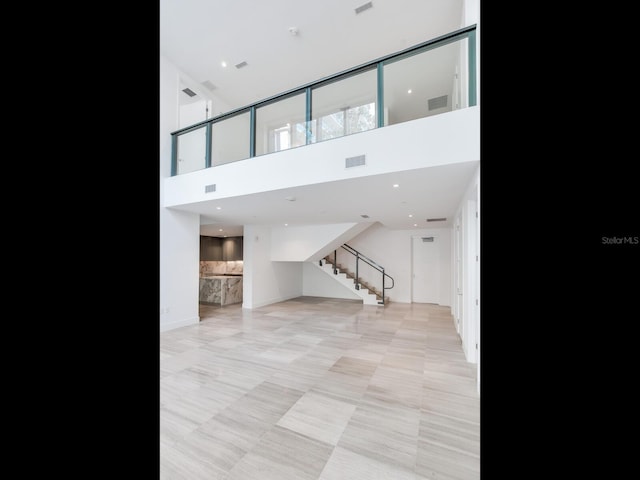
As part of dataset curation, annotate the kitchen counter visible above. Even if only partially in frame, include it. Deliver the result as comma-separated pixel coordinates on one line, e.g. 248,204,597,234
201,275,237,279
199,275,243,305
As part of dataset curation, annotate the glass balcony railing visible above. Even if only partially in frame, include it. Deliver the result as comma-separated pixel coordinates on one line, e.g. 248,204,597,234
170,25,476,176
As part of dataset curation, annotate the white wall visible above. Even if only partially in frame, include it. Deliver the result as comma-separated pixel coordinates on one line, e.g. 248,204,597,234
475,163,480,392
270,223,372,262
176,127,206,175
164,106,479,207
302,262,361,300
463,0,479,25
178,68,232,118
160,55,201,331
181,100,251,169
320,223,451,305
451,165,479,368
179,100,209,128
411,229,452,306
211,112,251,166
243,225,303,309
175,100,209,175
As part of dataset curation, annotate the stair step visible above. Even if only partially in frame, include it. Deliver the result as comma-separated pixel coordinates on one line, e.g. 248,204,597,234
318,255,390,307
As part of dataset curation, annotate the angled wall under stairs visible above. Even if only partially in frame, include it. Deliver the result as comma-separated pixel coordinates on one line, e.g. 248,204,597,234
311,257,389,306
271,223,373,261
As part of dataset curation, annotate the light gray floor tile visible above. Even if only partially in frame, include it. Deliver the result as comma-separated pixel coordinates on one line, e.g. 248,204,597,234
277,391,357,445
319,446,416,480
160,297,479,479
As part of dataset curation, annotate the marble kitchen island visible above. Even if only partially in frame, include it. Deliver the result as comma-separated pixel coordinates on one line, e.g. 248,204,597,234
199,275,243,306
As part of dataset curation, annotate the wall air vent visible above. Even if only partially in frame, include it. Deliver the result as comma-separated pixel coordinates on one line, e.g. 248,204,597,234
422,237,435,242
355,1,373,14
182,88,197,97
201,80,217,91
427,217,447,222
235,61,248,69
345,154,366,168
204,184,216,193
428,95,448,110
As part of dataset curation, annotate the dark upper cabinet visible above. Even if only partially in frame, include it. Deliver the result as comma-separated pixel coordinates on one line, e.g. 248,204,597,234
200,236,243,261
222,236,243,261
200,236,222,261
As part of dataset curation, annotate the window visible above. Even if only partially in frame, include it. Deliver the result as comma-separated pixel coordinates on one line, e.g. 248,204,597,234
272,125,291,151
316,102,375,142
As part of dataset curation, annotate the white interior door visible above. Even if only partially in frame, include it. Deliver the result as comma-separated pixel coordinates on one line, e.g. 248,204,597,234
412,236,439,303
464,198,477,363
456,216,463,333
474,195,480,365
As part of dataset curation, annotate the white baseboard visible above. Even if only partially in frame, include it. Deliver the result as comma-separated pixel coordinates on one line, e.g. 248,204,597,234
160,315,199,332
242,293,301,309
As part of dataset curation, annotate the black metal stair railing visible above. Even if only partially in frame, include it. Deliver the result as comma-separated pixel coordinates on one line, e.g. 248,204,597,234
319,244,395,305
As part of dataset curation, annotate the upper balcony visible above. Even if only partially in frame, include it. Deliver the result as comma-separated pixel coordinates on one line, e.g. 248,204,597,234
169,25,477,177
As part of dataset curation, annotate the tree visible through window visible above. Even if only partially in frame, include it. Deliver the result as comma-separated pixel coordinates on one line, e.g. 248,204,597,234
269,101,375,152
318,102,375,141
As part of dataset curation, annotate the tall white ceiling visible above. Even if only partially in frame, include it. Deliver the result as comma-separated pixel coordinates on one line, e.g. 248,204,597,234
160,0,475,237
161,0,465,111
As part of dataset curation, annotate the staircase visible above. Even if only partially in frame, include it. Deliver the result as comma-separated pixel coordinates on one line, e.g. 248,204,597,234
314,245,394,306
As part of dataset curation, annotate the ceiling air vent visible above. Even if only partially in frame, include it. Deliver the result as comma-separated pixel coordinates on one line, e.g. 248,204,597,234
345,154,366,168
235,61,248,69
428,95,447,110
182,88,197,97
360,214,370,219
427,217,446,222
204,184,216,193
201,80,217,91
422,237,435,242
355,1,373,14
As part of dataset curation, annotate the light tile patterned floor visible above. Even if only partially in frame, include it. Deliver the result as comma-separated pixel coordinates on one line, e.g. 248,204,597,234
160,297,480,479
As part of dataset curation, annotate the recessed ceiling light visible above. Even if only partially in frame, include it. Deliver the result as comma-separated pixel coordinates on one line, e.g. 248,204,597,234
408,214,413,217
407,89,412,94
284,223,288,226
216,206,222,210
393,184,399,188
414,223,418,227
219,229,223,232
221,61,227,67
